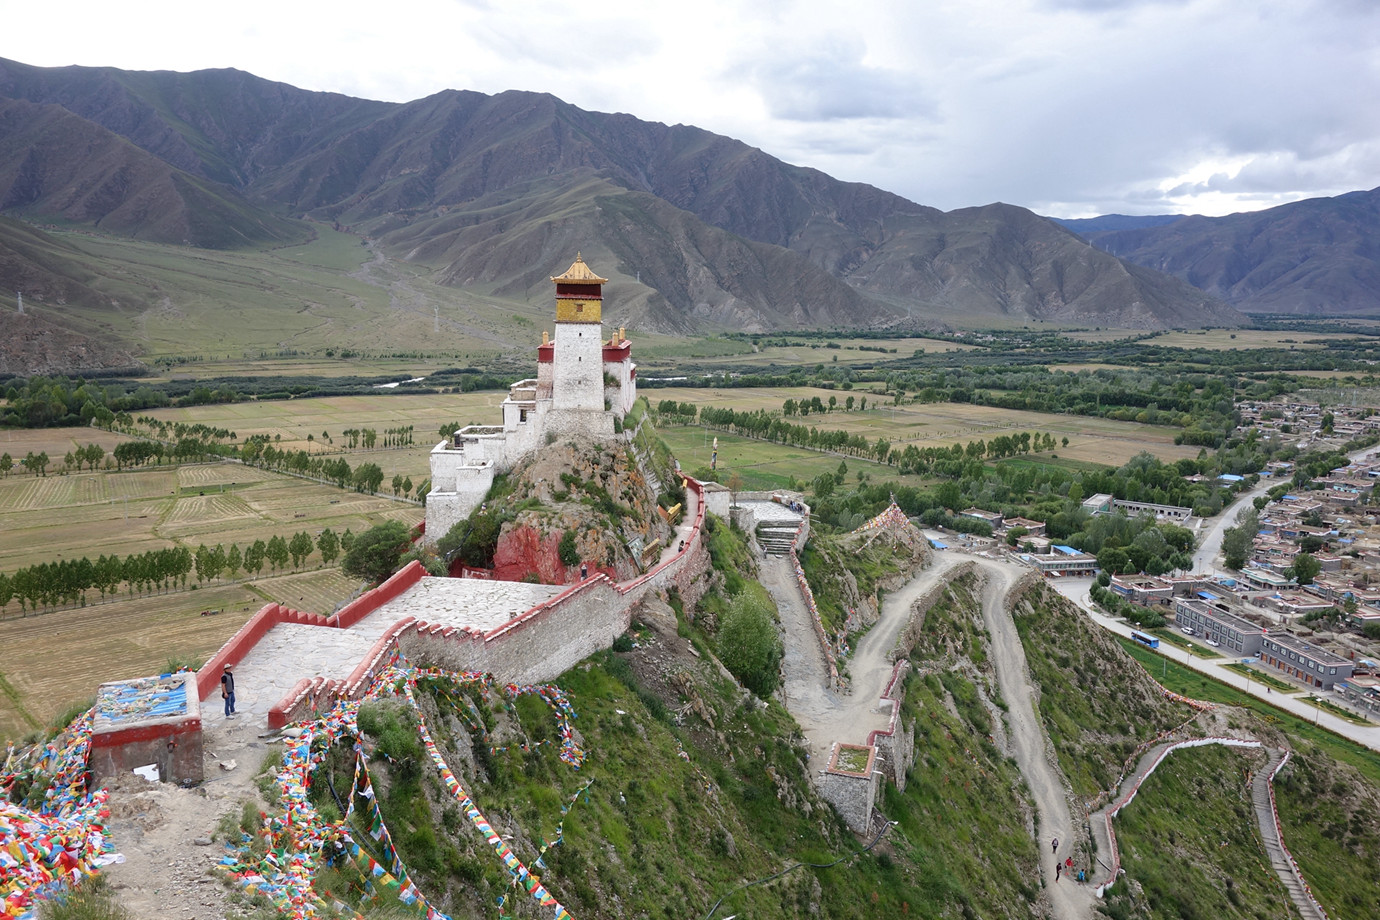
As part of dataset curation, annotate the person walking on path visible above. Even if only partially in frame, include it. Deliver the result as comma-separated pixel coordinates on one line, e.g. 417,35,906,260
1055,863,1062,882
1052,837,1059,855
221,664,236,718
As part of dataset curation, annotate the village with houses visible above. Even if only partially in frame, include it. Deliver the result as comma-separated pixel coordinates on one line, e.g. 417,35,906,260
926,397,1380,722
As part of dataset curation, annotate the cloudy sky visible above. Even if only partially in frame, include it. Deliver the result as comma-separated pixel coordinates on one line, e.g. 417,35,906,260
3,0,1377,217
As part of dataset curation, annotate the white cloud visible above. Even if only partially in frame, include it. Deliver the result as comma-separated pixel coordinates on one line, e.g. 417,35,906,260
0,0,1376,217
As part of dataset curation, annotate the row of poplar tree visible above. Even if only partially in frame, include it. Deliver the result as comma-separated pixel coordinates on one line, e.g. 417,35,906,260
0,528,358,614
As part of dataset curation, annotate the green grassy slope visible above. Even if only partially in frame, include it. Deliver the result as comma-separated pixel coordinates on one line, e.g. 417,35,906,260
1013,583,1185,798
1103,745,1302,920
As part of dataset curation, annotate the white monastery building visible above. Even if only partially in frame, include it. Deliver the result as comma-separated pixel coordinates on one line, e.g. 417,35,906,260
425,255,637,539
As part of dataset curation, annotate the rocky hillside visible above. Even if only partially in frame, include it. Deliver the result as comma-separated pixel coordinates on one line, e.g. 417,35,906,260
441,440,673,584
0,56,1243,333
1079,186,1380,316
0,311,142,376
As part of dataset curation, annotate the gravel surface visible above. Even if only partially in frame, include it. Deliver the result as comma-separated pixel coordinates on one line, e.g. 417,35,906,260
772,548,1094,919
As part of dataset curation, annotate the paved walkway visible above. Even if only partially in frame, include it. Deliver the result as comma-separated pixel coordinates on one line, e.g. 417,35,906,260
1087,741,1327,920
655,482,700,569
214,471,707,730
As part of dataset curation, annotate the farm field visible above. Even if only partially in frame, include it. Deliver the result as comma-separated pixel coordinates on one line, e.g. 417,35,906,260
637,336,977,372
1138,330,1363,350
140,392,505,452
647,386,1199,468
0,461,422,571
0,567,363,743
653,425,931,491
0,426,139,461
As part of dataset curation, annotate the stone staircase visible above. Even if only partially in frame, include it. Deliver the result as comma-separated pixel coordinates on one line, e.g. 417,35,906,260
757,524,799,556
1253,750,1328,920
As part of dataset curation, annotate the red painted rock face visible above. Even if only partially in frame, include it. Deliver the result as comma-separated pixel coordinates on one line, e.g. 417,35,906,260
491,525,562,583
488,523,628,585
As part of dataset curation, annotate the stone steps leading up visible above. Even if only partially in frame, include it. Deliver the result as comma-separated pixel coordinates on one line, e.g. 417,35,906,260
758,525,798,556
1252,751,1328,920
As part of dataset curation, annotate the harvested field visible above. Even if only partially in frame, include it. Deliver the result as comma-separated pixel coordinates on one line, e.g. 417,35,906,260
0,427,138,460
141,392,506,456
0,463,420,571
1139,330,1364,350
649,386,1198,469
0,570,366,742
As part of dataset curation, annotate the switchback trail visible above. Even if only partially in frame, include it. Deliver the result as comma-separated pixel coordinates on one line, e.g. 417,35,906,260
764,552,966,766
772,550,1093,919
1088,741,1326,920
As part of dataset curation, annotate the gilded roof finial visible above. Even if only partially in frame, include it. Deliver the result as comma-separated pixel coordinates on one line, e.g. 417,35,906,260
542,329,549,345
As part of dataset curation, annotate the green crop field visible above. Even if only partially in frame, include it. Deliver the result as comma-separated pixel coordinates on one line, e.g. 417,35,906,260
652,425,929,491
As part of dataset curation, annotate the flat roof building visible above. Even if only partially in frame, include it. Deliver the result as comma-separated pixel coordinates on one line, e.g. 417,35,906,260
1171,598,1265,657
1259,633,1354,690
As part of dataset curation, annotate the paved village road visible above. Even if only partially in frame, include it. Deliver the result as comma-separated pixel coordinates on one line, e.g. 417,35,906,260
1050,577,1380,752
771,550,1092,919
1194,442,1380,574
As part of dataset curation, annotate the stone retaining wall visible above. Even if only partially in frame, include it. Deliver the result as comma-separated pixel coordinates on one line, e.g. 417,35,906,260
867,660,916,792
200,477,713,726
891,562,978,662
401,577,629,685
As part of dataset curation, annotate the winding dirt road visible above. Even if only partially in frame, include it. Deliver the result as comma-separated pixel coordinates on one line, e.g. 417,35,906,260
771,549,1093,919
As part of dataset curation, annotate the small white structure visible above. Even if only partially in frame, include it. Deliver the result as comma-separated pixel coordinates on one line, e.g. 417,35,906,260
425,255,637,540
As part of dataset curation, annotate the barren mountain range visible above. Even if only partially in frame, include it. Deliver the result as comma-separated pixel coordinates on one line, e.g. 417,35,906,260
0,56,1252,351
1072,187,1380,316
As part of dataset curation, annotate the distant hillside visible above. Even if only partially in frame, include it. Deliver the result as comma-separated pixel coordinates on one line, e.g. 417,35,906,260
1082,187,1380,316
0,98,310,249
0,56,1244,336
1052,214,1184,234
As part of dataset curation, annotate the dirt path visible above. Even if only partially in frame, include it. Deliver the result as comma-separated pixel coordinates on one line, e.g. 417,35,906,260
765,553,966,765
101,717,274,919
973,563,1093,920
772,549,1092,919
